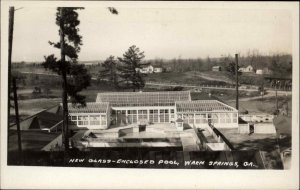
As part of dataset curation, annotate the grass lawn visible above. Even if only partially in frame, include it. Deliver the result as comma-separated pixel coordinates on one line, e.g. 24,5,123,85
205,89,261,101
219,115,292,154
145,71,231,86
219,128,278,151
10,98,61,122
226,95,292,114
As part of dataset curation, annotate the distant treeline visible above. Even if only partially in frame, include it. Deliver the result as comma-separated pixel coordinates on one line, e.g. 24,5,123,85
12,53,292,77
143,53,292,76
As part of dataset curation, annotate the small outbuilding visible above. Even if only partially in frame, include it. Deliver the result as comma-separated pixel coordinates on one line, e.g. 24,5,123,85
212,66,221,72
239,65,254,73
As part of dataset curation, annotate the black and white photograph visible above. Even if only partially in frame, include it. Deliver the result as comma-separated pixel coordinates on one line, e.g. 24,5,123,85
1,1,299,189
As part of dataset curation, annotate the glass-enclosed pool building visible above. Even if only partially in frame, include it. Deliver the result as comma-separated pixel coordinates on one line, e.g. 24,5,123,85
68,91,238,130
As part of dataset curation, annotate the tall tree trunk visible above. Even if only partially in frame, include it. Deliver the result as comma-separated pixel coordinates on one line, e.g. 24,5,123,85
60,8,69,151
8,7,14,131
13,78,22,155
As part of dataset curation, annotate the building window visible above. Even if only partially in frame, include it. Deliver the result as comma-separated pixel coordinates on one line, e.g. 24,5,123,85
188,114,194,124
195,114,206,124
159,109,165,122
232,113,238,123
225,113,231,123
138,110,148,120
68,115,77,125
155,109,170,123
90,115,101,125
211,114,218,124
78,115,88,125
200,114,207,123
164,109,169,122
195,114,200,124
183,114,188,123
101,115,107,125
153,110,159,123
220,113,225,123
149,109,159,123
170,109,175,119
128,110,137,123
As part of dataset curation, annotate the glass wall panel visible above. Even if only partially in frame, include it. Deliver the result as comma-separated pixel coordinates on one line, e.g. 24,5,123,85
225,113,231,123
232,113,238,123
200,114,207,123
183,114,188,123
188,114,194,124
211,113,218,124
90,115,101,125
220,113,225,123
195,114,201,124
78,116,88,125
101,115,107,125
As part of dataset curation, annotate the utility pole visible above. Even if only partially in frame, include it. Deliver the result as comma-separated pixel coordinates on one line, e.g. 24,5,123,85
235,54,239,110
275,81,279,112
8,7,14,129
261,83,264,101
12,78,22,154
286,99,288,116
59,8,69,150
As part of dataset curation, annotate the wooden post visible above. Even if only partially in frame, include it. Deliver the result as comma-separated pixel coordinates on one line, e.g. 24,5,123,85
8,7,14,129
261,82,264,101
275,81,278,112
286,100,288,116
12,78,22,154
235,54,239,110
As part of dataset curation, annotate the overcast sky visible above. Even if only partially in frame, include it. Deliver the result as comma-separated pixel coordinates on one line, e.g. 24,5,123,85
12,6,293,62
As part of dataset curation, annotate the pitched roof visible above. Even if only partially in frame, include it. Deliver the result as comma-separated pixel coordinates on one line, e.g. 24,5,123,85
96,91,191,107
36,111,63,129
68,102,109,113
176,100,237,113
10,106,63,130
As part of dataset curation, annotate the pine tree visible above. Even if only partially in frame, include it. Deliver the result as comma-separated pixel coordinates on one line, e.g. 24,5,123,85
226,61,242,85
43,7,91,150
117,45,147,91
98,55,118,87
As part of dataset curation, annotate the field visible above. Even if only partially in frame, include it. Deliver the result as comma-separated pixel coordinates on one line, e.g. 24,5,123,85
10,64,292,125
145,71,232,86
226,95,292,114
11,73,291,122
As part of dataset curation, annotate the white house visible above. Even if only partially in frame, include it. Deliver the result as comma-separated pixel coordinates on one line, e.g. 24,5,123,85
153,67,163,73
256,69,263,75
239,65,254,73
256,67,272,75
212,66,221,72
137,65,154,74
136,65,163,74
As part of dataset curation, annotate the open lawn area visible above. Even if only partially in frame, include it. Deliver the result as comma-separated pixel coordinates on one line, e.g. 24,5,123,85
10,98,61,123
219,128,278,151
204,89,262,101
145,71,232,86
226,95,291,114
